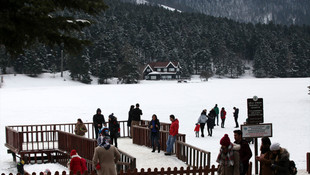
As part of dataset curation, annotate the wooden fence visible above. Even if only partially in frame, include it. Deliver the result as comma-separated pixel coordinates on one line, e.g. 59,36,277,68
5,123,136,172
119,166,219,175
132,126,186,154
175,141,211,168
0,166,219,175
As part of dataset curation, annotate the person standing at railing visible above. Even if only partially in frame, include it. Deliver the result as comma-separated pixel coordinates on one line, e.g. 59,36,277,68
127,105,134,138
74,118,87,136
131,103,143,137
165,114,179,156
108,113,120,148
148,114,161,153
93,108,106,139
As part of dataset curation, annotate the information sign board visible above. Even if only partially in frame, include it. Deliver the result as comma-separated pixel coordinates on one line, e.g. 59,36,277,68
241,123,272,138
247,98,264,124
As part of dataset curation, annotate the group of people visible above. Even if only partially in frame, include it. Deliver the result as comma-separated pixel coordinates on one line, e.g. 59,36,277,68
70,104,293,175
195,104,240,137
216,130,293,175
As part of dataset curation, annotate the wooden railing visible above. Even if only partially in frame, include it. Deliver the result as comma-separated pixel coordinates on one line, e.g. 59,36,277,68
6,121,131,140
132,126,186,153
175,141,211,168
5,123,136,172
0,166,219,175
119,166,218,175
131,125,214,169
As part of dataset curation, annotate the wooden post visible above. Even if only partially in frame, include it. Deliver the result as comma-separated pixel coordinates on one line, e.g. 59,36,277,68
254,138,258,175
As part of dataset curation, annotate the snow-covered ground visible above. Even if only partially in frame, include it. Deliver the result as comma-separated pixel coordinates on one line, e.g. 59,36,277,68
0,72,309,174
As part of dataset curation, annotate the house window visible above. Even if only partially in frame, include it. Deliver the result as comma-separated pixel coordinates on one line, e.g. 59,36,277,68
169,68,175,72
157,68,161,72
151,76,157,80
163,68,167,72
167,75,172,79
147,69,151,72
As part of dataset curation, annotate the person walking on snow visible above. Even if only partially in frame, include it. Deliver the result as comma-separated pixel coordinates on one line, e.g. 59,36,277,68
165,115,179,156
197,109,207,137
214,104,219,126
207,108,216,136
220,107,226,128
194,123,200,137
233,107,239,128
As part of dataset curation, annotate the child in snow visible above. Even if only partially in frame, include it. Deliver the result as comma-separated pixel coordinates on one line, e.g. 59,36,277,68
194,123,200,137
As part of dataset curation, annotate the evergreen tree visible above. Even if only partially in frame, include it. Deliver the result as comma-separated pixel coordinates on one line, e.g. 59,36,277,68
0,0,108,55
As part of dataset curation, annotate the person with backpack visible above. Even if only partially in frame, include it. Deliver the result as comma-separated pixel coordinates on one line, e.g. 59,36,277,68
269,142,291,175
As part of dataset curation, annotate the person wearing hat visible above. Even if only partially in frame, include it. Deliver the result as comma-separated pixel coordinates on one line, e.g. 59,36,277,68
269,142,290,175
69,149,83,174
216,134,240,175
92,136,120,175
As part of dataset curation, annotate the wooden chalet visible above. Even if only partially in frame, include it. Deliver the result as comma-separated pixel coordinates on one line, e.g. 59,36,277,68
143,61,181,80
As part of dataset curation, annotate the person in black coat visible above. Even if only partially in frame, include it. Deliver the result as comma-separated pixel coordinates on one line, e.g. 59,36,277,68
108,113,120,148
207,108,216,136
233,107,239,128
148,114,161,153
131,103,143,136
127,105,134,137
93,108,106,139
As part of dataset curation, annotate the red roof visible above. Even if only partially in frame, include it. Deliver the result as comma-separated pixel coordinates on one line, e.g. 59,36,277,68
147,61,179,69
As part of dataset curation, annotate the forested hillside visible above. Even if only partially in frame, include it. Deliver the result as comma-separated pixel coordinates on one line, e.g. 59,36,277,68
133,0,310,26
1,0,310,83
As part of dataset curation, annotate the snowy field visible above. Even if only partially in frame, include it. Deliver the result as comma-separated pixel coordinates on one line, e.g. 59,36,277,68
0,72,309,174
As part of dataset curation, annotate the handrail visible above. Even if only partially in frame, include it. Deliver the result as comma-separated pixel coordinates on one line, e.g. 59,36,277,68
175,140,211,168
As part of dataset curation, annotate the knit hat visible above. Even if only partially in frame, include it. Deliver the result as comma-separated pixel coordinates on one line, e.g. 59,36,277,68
70,149,77,156
220,134,231,147
98,136,111,150
270,142,280,151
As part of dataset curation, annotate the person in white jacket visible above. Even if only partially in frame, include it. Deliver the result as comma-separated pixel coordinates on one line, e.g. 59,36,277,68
197,109,207,137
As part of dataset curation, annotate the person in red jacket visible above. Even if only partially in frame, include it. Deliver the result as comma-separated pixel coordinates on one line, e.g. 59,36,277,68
165,114,179,156
220,107,227,128
194,123,200,137
69,149,83,174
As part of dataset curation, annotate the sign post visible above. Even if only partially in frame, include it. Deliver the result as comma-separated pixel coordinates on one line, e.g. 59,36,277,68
244,96,271,175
